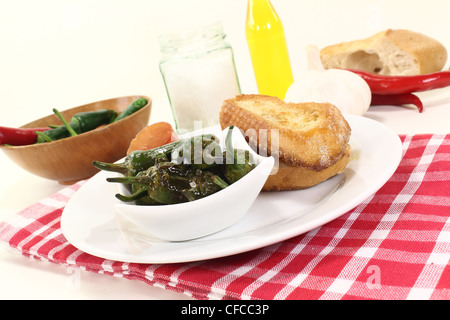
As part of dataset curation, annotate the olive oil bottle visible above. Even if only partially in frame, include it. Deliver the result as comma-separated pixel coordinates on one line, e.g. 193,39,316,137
246,0,294,99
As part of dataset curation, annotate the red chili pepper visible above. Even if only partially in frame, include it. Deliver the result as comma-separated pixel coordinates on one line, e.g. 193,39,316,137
348,69,450,95
371,93,424,113
0,126,50,146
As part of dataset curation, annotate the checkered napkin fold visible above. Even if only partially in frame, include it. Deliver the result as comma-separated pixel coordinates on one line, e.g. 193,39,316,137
1,134,449,300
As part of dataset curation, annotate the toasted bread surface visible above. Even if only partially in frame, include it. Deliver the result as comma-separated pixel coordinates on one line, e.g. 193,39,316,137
219,94,351,171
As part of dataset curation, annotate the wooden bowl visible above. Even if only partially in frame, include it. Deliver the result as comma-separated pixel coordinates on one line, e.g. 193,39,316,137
1,95,151,184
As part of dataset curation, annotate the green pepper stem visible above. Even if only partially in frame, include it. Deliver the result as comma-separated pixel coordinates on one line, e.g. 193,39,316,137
224,126,237,165
225,125,235,154
52,108,78,137
106,176,151,185
93,161,128,175
115,188,148,202
106,176,133,183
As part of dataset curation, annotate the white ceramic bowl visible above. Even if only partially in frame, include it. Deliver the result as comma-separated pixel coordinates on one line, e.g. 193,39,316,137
112,126,274,242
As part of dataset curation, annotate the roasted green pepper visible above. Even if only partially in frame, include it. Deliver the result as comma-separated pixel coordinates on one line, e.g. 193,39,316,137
115,153,169,205
95,127,256,206
223,126,256,184
181,170,228,202
93,134,220,176
171,134,222,169
108,162,228,205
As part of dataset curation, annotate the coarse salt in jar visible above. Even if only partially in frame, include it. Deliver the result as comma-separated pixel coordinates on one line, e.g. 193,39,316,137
159,22,241,134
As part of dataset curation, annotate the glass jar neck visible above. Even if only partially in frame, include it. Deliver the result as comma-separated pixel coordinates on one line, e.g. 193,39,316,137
159,22,227,57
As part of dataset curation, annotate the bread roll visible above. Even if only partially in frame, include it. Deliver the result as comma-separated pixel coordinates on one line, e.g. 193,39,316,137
320,29,447,76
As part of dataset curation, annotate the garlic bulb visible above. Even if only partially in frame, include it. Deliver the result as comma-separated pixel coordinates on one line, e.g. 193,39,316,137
285,45,371,116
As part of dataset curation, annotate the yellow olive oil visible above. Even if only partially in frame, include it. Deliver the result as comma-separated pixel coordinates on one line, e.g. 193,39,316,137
246,0,294,99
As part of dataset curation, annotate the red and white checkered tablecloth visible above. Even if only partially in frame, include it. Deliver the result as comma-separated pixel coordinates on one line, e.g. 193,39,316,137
1,134,449,300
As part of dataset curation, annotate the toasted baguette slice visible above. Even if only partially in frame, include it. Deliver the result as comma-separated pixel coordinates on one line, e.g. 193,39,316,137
320,29,447,75
219,94,351,171
263,145,350,191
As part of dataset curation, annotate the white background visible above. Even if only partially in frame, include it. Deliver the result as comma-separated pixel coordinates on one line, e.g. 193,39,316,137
1,0,450,299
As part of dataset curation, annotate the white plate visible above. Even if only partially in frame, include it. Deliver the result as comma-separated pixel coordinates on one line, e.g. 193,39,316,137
61,115,402,264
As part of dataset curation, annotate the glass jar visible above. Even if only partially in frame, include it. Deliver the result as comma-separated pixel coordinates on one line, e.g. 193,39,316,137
159,22,241,134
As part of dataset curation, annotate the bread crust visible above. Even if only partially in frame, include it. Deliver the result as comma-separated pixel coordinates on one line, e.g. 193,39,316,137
219,94,351,171
262,145,350,191
320,29,447,75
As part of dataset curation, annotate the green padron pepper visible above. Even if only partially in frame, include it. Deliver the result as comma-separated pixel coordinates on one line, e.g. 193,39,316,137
94,126,257,206
93,134,220,176
223,126,256,184
36,109,117,143
108,162,228,205
113,97,148,122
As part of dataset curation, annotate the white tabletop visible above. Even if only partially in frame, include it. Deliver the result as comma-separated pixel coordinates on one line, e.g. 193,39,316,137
1,0,450,300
